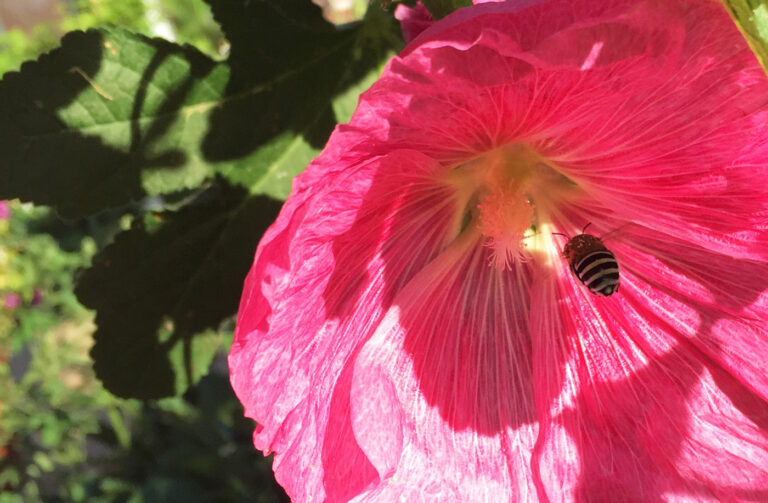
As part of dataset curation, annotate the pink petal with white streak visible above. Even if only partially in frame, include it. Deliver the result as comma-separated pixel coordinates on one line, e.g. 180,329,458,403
351,233,539,501
230,149,460,500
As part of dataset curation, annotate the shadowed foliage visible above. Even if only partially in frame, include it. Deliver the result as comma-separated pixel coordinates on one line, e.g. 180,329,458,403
0,0,401,398
75,183,281,398
420,0,472,19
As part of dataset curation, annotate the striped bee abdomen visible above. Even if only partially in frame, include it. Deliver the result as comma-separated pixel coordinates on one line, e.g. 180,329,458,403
571,250,620,296
561,232,620,297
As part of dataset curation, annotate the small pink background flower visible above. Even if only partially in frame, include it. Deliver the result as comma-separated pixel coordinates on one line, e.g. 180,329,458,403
0,201,10,220
4,293,21,310
231,0,768,501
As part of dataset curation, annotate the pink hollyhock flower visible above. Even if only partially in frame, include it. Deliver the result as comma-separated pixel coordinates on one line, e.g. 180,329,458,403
0,201,10,220
230,0,768,501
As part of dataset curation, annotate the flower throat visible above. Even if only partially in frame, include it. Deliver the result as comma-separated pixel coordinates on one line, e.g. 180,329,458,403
450,144,578,270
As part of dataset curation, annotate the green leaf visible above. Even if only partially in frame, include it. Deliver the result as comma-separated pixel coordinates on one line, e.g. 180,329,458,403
333,59,386,124
203,0,402,198
420,0,471,20
74,183,281,398
2,1,402,398
0,29,226,217
722,0,768,72
0,3,400,216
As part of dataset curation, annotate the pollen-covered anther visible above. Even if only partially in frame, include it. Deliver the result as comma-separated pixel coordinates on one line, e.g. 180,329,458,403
477,185,534,270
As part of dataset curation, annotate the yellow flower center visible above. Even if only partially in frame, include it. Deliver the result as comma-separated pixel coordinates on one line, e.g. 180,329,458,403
477,183,534,270
445,144,579,269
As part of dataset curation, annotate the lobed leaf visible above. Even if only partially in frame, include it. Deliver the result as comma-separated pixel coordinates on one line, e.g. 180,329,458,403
1,0,402,398
75,183,281,398
0,4,400,216
203,0,401,198
0,29,226,218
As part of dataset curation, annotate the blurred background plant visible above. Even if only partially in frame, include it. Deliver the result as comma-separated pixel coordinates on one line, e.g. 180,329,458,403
0,200,291,502
0,0,369,500
0,0,228,74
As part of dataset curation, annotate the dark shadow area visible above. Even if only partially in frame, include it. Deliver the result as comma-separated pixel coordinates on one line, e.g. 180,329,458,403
22,206,124,252
129,38,217,156
22,193,190,253
74,180,281,398
0,30,137,217
397,242,537,433
561,341,706,502
649,238,768,417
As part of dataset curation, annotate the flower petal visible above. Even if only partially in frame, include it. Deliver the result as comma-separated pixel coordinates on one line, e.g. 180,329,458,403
230,149,461,500
394,3,433,44
532,256,768,501
349,235,540,501
614,228,768,408
378,0,768,260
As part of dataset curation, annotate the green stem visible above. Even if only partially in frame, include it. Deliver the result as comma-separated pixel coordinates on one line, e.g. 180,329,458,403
107,406,131,449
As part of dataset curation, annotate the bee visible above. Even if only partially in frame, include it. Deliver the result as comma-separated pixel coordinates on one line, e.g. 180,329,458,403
557,225,620,296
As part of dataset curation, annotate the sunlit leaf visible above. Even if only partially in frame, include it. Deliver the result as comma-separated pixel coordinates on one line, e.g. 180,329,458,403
203,0,401,198
0,6,399,216
0,29,226,217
